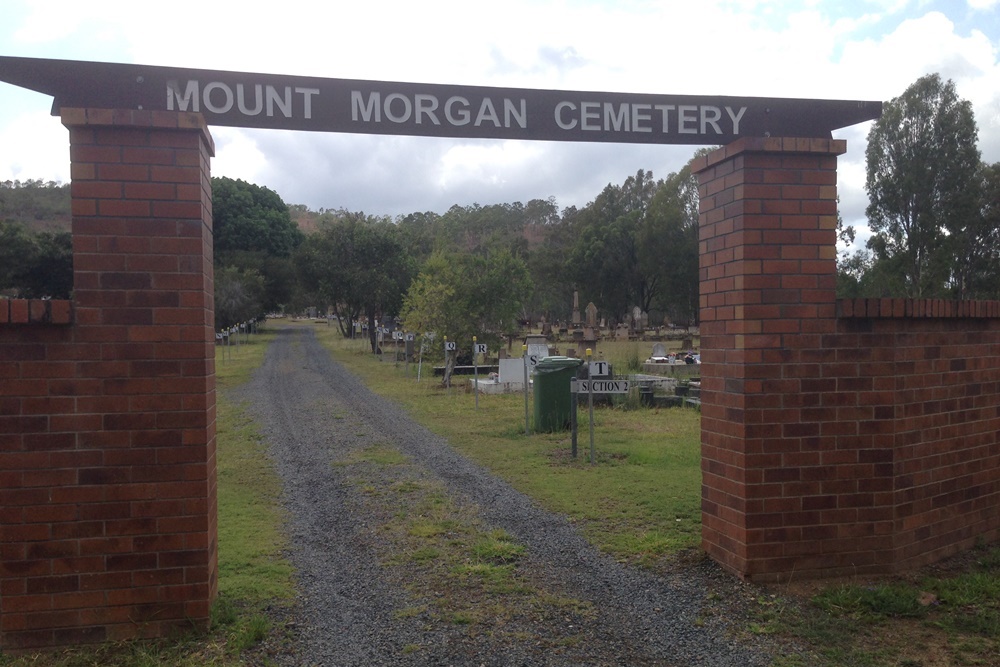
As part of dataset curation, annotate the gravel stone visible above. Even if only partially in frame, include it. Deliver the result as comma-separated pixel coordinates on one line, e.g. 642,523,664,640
228,326,785,666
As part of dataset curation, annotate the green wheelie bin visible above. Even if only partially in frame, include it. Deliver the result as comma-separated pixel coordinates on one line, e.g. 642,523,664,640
532,356,583,432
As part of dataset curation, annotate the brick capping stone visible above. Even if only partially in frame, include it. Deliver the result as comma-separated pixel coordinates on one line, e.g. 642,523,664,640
0,299,74,325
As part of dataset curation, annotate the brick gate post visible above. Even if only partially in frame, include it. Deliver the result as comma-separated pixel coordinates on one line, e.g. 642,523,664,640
693,138,869,581
0,108,217,649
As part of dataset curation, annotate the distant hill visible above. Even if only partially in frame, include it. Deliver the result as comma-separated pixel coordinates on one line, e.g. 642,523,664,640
0,180,72,233
289,205,323,233
2,180,325,236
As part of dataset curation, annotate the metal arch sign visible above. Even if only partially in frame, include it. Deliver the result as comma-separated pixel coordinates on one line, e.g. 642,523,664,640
0,56,881,144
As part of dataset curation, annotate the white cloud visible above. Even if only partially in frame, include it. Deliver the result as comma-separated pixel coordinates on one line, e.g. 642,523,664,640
210,127,269,185
0,0,997,224
0,110,69,183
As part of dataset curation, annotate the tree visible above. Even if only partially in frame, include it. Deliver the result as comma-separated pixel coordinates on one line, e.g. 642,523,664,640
567,170,658,323
395,210,440,266
214,265,266,330
400,249,532,386
212,177,303,259
295,214,415,351
640,155,703,325
211,177,304,315
864,74,981,298
524,202,576,322
0,179,71,231
0,221,73,298
950,161,1000,299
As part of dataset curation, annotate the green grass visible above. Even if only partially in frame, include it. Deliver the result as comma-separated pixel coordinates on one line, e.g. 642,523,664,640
334,438,596,646
314,326,703,566
749,550,1000,667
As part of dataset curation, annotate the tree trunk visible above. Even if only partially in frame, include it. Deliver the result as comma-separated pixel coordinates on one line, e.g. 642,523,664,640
367,305,380,354
441,350,456,387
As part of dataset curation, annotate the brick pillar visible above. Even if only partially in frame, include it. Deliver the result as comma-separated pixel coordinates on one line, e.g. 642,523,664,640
0,109,217,649
694,137,866,581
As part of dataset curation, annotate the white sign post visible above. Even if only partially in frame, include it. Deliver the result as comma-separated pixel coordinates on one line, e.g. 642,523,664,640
392,330,403,367
404,332,415,375
568,357,631,463
472,336,486,412
444,337,456,391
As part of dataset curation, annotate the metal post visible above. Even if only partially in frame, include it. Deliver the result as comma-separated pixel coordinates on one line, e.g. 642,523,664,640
571,381,578,458
587,348,595,464
444,336,451,394
473,336,479,411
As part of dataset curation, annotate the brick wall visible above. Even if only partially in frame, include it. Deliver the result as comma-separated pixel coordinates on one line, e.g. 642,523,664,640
838,299,1000,571
695,138,1000,581
0,109,218,649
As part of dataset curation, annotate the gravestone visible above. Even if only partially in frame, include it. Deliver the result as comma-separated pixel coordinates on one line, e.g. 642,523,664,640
631,306,642,331
585,302,598,328
652,342,667,357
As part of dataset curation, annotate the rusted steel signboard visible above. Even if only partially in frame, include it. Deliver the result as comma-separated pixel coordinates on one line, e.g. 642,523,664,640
0,56,881,144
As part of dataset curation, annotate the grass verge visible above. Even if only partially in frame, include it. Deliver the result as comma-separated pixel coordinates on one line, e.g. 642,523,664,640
336,442,596,656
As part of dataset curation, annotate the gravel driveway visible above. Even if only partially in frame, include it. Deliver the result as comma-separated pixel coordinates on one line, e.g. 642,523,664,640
227,325,781,666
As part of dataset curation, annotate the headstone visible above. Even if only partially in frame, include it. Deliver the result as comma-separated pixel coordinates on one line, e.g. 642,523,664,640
631,305,642,330
585,302,598,328
616,324,630,340
572,290,581,327
498,358,525,386
652,342,667,357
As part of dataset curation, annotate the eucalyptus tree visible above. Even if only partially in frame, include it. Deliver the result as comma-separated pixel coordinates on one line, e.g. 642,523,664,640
640,155,703,326
954,161,1000,298
566,169,657,324
524,198,576,320
864,74,981,298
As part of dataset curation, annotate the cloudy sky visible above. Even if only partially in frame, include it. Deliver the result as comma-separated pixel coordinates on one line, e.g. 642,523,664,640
1,0,998,246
